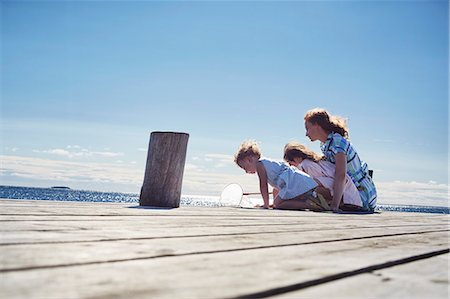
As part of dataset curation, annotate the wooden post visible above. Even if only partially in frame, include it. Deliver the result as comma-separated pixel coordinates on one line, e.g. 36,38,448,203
140,131,189,208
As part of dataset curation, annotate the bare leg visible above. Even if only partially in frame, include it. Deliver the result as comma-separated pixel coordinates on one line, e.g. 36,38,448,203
273,196,320,211
315,186,332,201
316,186,364,211
272,188,279,200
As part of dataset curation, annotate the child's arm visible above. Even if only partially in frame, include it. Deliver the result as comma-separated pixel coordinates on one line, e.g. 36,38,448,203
332,153,346,212
256,162,270,209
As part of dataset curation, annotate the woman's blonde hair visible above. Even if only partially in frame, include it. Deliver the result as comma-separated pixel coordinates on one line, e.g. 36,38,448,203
234,140,261,165
304,108,349,139
284,142,323,163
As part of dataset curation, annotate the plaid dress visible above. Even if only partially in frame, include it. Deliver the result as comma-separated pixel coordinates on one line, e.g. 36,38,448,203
320,133,377,210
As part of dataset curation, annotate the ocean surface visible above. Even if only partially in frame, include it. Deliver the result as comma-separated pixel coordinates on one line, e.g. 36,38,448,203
0,185,448,214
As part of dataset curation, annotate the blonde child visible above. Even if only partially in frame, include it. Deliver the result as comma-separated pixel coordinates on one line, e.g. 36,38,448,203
283,142,363,211
234,140,329,211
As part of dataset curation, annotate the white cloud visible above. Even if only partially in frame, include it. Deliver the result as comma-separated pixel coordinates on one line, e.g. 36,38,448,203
214,163,227,168
204,153,233,161
50,149,73,157
0,154,257,197
376,181,449,207
33,149,75,158
1,155,142,186
185,163,201,171
195,153,234,168
32,148,123,159
92,151,123,158
1,155,448,208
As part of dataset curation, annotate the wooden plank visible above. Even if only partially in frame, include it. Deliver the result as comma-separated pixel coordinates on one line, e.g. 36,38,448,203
0,221,443,242
0,233,447,299
1,227,446,271
272,253,450,299
0,199,448,299
0,213,446,245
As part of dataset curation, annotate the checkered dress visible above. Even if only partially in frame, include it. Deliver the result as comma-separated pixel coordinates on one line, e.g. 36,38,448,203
320,133,377,210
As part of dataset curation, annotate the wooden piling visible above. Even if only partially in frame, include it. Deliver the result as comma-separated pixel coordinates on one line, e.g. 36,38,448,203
140,131,189,208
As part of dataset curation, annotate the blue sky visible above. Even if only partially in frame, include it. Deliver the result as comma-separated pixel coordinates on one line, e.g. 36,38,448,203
1,1,448,206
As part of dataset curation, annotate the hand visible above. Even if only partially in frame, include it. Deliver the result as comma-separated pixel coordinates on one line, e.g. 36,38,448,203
330,203,341,213
255,204,270,209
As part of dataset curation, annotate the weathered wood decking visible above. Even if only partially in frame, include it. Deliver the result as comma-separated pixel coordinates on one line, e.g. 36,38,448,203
0,198,448,299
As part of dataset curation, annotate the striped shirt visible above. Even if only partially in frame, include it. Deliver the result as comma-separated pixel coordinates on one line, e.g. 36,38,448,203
320,133,377,210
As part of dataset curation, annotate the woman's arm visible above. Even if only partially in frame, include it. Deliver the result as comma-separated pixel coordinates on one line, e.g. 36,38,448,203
332,152,347,212
256,162,270,209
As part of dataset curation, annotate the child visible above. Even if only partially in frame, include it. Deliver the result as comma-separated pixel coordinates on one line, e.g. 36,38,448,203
304,108,377,211
283,141,363,210
234,140,329,211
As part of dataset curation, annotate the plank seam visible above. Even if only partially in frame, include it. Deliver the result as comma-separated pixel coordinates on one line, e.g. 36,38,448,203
228,248,450,299
1,229,447,273
0,225,445,246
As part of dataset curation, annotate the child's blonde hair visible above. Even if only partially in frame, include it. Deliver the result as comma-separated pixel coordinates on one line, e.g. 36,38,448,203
304,107,349,139
234,140,261,165
284,142,323,163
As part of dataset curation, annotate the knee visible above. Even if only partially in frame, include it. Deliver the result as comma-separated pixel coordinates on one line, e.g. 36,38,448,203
273,197,284,209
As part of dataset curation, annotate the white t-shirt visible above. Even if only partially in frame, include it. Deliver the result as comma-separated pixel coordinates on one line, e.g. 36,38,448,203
259,158,317,200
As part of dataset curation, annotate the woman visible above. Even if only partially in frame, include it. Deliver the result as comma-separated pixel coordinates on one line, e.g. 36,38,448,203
304,108,377,212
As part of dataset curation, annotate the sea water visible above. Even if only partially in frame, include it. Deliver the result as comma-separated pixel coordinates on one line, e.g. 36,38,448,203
0,185,448,214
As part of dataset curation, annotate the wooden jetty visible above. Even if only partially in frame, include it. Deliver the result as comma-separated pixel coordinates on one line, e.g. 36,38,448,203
0,198,448,298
